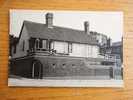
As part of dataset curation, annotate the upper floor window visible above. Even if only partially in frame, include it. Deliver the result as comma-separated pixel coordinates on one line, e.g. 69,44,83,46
36,39,39,49
22,40,25,51
42,40,47,49
51,41,72,54
68,43,72,53
36,39,47,50
39,40,43,48
29,38,35,51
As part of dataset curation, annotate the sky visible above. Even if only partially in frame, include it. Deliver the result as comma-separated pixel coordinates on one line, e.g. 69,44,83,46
10,10,123,42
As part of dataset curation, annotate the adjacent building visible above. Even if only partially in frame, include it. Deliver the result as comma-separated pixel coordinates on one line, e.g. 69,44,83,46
90,31,108,46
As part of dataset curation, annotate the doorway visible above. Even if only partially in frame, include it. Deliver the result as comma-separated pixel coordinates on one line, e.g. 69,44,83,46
32,61,43,79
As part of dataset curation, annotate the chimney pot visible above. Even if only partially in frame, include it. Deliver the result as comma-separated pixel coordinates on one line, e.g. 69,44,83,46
84,21,90,35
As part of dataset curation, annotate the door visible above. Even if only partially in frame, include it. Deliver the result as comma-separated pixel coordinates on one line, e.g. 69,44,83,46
32,61,43,79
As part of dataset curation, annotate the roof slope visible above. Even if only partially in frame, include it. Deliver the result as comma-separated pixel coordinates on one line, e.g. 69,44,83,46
23,20,98,45
112,41,122,47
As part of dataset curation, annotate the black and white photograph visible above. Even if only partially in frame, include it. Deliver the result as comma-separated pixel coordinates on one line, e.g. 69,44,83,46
9,10,123,87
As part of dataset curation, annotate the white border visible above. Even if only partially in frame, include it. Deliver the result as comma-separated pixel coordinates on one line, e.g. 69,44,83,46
8,78,124,87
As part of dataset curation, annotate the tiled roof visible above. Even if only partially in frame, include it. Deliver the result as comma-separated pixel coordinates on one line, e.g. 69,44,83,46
23,20,98,45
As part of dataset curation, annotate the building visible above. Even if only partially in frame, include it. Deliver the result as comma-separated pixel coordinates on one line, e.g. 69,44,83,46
90,31,108,46
10,13,122,79
110,41,123,67
111,42,123,59
100,41,122,64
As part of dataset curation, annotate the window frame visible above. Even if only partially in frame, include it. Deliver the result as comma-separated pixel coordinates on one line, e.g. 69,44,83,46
68,42,72,53
35,39,48,50
22,40,25,51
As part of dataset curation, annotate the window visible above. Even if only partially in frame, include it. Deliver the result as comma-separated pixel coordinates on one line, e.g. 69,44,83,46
68,43,72,53
39,40,43,48
22,40,25,51
29,38,35,51
36,39,39,49
35,39,48,50
42,40,47,49
53,41,68,54
50,41,54,50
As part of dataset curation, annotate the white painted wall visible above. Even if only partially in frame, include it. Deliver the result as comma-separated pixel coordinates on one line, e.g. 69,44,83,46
91,45,99,58
70,43,99,58
69,43,87,57
51,41,99,58
51,41,68,54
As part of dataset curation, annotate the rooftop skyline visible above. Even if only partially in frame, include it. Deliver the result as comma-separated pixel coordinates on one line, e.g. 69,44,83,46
10,10,123,42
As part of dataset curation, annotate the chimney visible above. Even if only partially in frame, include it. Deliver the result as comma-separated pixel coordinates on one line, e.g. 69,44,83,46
107,38,112,47
46,13,53,28
84,21,90,35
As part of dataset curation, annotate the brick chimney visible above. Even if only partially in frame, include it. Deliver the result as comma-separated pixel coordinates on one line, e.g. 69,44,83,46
46,13,53,28
84,21,90,35
107,38,112,47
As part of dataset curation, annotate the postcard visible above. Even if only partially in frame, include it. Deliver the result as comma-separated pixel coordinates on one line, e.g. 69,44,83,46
8,10,123,87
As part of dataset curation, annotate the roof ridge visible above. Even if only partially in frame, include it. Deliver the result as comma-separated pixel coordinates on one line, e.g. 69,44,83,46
23,20,105,36
54,25,84,32
23,20,98,45
23,20,85,33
